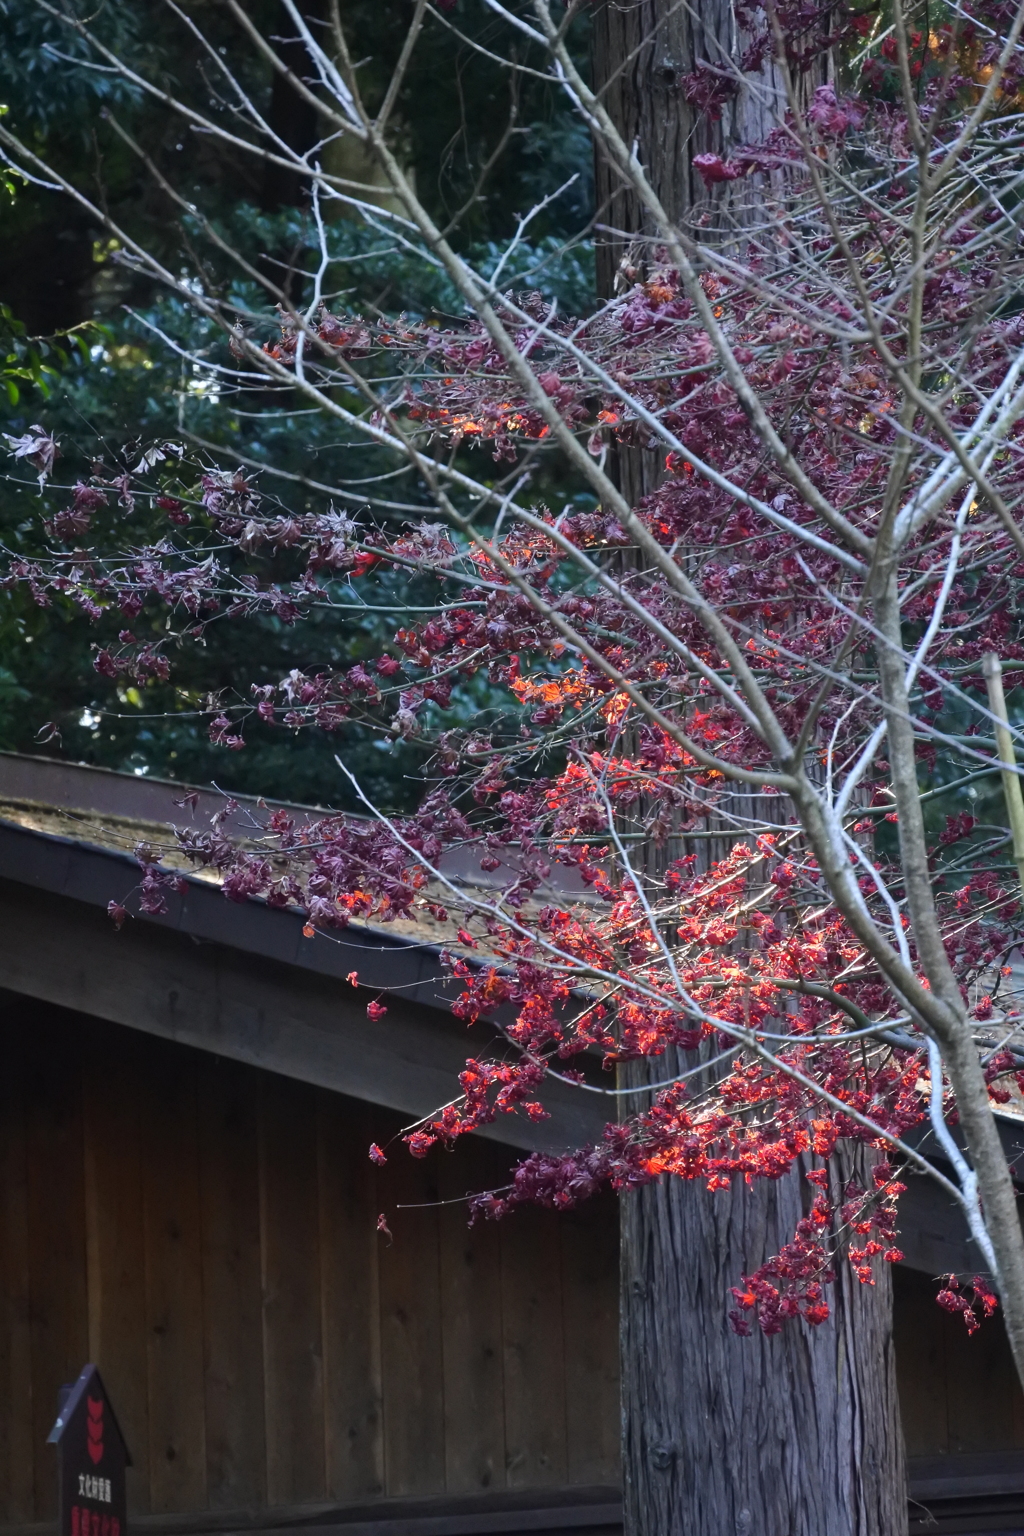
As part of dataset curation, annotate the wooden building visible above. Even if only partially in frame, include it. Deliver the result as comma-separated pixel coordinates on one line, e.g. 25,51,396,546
0,752,1023,1536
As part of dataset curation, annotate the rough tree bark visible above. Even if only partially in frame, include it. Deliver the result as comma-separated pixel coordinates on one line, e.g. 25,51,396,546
591,6,908,1532
620,1127,905,1536
591,0,794,502
591,0,778,292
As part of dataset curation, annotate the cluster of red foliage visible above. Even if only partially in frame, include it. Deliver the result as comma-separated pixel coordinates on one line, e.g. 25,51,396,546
936,1273,1001,1333
729,1162,906,1334
9,437,1022,1324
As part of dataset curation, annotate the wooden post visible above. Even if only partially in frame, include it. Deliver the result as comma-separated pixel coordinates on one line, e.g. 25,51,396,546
983,652,1024,904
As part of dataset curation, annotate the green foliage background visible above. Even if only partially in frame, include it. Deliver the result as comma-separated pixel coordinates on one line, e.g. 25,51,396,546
0,0,595,808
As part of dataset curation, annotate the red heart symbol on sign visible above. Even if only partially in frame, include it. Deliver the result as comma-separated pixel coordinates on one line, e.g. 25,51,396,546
86,1399,104,1464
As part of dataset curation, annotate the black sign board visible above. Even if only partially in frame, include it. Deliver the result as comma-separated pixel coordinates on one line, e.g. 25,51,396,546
48,1366,130,1536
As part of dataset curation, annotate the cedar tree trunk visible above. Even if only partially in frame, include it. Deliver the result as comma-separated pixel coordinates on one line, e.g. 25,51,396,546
591,5,908,1531
620,1137,906,1535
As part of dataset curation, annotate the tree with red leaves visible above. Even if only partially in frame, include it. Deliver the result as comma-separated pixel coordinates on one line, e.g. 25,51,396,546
6,0,1024,1530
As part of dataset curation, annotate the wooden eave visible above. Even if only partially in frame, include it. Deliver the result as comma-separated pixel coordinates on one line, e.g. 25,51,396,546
0,752,605,1155
1,751,1019,1274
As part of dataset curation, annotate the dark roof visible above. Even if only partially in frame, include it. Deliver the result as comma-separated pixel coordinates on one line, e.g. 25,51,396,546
0,752,607,1154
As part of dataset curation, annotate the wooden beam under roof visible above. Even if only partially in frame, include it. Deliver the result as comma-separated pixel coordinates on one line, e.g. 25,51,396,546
0,809,607,1156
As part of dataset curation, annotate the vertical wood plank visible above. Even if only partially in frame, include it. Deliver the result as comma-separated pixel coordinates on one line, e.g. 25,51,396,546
376,1122,446,1497
0,1013,34,1523
82,1024,151,1515
318,1093,384,1501
438,1139,508,1495
560,1194,620,1486
24,1006,89,1521
945,1296,1016,1453
892,1268,948,1456
500,1207,568,1489
198,1056,266,1511
259,1075,325,1507
142,1045,207,1513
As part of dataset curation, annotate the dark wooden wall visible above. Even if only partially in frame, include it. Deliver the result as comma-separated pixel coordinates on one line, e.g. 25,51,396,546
894,1265,1024,1460
0,998,620,1525
12,987,1024,1530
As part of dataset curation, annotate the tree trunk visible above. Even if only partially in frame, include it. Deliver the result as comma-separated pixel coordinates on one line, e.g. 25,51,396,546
620,1135,906,1536
591,5,908,1531
591,0,779,300
591,0,797,505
